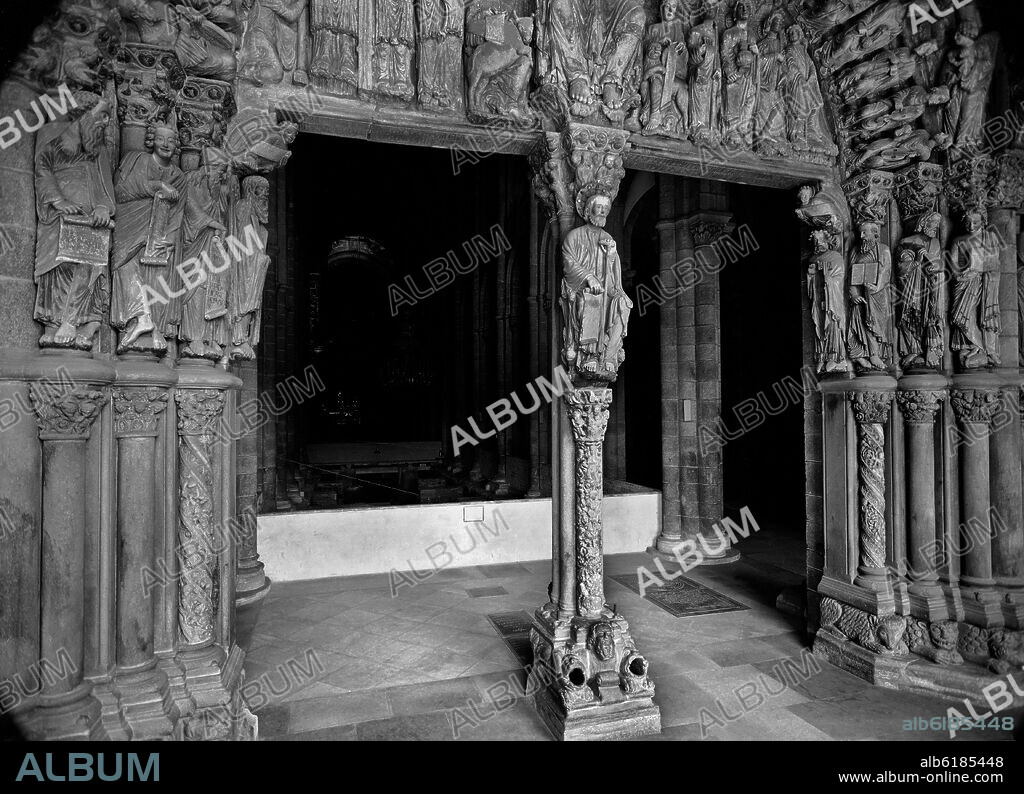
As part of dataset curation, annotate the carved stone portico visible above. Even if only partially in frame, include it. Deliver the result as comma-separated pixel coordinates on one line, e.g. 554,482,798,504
3,0,1024,744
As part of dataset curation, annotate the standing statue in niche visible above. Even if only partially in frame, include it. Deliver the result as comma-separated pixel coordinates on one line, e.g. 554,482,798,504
950,210,1001,370
179,147,230,360
896,212,945,370
721,0,759,149
34,95,116,351
783,25,829,154
237,0,309,87
417,0,465,112
230,176,271,361
687,11,721,145
755,13,787,157
561,187,633,382
847,221,892,372
465,1,535,124
640,0,689,139
374,0,416,101
309,0,360,96
540,0,646,120
111,120,187,353
941,20,998,151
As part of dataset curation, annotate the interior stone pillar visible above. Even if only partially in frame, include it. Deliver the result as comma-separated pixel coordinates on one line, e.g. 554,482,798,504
951,382,1004,627
233,360,270,607
107,365,179,740
22,364,112,741
655,213,683,555
895,382,947,621
174,362,254,741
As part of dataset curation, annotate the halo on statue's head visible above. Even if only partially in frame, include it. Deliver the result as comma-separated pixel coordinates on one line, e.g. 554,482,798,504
575,182,615,220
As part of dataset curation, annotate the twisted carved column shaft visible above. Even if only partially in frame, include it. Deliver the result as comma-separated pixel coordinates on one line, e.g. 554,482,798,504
565,388,612,619
852,392,893,586
175,389,225,648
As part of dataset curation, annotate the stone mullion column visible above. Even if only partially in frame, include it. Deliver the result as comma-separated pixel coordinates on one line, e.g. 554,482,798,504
850,390,895,607
991,384,1024,627
565,389,611,619
554,205,577,618
174,363,254,741
690,211,736,562
24,382,109,741
109,375,179,739
674,218,699,548
655,212,682,555
951,385,1003,627
896,384,947,621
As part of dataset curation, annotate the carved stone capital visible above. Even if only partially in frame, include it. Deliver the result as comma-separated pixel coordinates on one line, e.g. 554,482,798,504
896,390,945,425
175,390,226,437
951,389,999,426
31,386,107,440
565,388,612,445
689,219,732,248
113,44,186,134
893,163,945,227
843,170,894,226
945,151,997,215
851,391,893,425
113,387,170,438
176,77,234,171
532,124,630,223
990,151,1024,210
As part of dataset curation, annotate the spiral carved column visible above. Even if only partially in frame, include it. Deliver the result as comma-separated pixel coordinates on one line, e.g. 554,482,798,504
851,391,893,595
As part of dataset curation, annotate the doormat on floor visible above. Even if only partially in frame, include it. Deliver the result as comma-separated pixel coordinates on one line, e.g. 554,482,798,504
486,611,534,667
609,574,750,617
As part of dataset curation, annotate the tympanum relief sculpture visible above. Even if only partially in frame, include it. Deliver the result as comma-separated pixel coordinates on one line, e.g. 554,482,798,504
535,0,646,125
34,95,116,351
417,0,465,113
465,1,536,124
721,0,758,149
309,0,359,96
640,0,689,139
940,18,998,152
686,10,722,144
374,0,416,101
238,0,310,87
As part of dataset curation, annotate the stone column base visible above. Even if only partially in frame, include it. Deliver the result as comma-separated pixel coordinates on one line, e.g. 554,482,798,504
20,685,107,741
178,644,258,741
813,627,1024,709
528,605,661,741
648,540,741,566
236,564,272,608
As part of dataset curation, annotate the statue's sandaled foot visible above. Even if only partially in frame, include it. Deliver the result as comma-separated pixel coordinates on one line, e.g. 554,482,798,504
568,77,592,104
39,330,55,347
869,356,887,370
54,322,77,345
152,330,168,352
182,341,206,359
206,342,224,360
119,315,154,351
602,81,624,110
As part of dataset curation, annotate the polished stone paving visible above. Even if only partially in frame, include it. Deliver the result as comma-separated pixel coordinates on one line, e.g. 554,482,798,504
238,527,1020,741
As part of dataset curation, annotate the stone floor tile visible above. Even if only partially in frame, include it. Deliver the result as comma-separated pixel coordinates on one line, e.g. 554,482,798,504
385,676,483,717
285,689,392,734
354,711,456,741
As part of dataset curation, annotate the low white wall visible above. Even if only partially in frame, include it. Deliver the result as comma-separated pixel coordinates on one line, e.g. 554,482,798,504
258,491,661,582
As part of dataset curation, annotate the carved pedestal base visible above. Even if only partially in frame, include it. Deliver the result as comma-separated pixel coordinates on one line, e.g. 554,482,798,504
649,538,741,566
235,566,272,608
20,686,108,741
529,604,661,741
108,666,181,740
178,644,257,741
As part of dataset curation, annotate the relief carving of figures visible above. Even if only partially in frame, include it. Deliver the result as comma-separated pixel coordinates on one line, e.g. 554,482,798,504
465,1,535,124
225,109,298,173
537,0,646,124
950,210,1001,370
941,20,998,151
373,0,416,101
816,0,904,75
561,188,633,382
111,120,187,353
754,12,787,157
179,147,230,360
639,0,689,139
120,0,239,81
417,0,465,112
687,12,721,145
33,95,116,351
229,176,271,360
783,25,831,156
847,221,892,372
720,0,758,149
834,47,917,104
852,126,944,173
309,0,359,96
238,0,310,87
842,85,950,147
895,211,944,370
